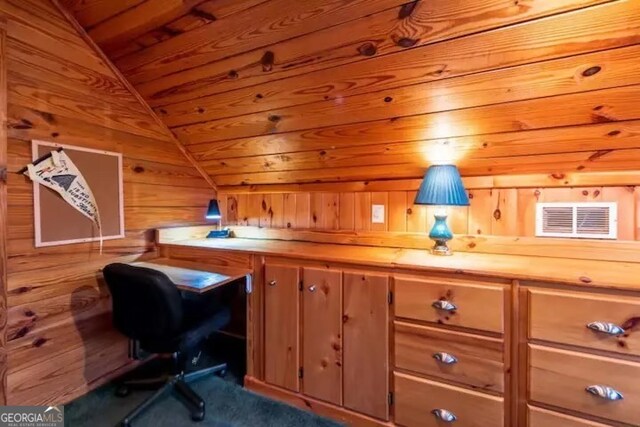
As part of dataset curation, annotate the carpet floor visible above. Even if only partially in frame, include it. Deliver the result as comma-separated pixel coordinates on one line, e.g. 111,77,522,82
64,374,342,427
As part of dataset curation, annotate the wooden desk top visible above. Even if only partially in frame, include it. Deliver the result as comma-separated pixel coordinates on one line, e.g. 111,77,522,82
131,259,250,293
158,237,640,292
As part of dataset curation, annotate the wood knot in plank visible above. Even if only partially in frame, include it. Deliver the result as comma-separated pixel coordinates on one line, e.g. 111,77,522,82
38,111,55,123
358,42,377,57
551,173,565,180
11,118,33,130
582,66,601,77
393,36,419,48
607,130,621,136
493,209,501,220
14,326,31,339
398,0,419,19
190,8,217,21
261,51,275,72
32,337,47,347
268,114,281,122
133,166,145,173
588,149,613,162
621,317,640,331
579,276,592,284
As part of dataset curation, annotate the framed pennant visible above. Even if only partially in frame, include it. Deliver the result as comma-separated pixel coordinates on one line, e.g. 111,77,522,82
29,140,124,247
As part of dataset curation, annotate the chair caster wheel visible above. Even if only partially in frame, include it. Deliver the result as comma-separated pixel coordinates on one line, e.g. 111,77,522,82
115,385,131,397
191,409,205,422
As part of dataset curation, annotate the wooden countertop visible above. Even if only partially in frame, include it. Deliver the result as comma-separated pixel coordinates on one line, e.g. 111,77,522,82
159,237,640,292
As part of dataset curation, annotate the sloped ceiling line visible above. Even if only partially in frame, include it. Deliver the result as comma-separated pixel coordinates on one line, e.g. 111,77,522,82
50,0,218,192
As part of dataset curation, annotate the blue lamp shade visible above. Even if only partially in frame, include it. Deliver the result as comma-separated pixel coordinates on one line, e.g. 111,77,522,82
206,199,222,220
414,165,470,206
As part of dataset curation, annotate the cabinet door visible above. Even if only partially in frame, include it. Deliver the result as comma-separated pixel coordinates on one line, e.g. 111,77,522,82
302,267,342,405
343,271,390,420
264,263,300,392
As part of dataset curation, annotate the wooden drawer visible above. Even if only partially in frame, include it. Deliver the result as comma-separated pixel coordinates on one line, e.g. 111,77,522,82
394,321,504,393
529,345,640,425
528,405,613,427
529,289,640,356
394,275,505,333
394,372,504,427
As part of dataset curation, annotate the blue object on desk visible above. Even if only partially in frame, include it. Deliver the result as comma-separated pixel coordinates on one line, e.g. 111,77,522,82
414,164,470,256
207,228,231,238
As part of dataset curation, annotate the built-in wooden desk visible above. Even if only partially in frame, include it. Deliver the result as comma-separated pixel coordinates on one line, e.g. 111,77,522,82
156,226,640,427
130,259,251,293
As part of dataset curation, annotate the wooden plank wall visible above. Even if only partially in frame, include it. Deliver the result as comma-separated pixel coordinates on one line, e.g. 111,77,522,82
0,17,9,406
0,0,212,405
58,1,640,187
221,185,640,241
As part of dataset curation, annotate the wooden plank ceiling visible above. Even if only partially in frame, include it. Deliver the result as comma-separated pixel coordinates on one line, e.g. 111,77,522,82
60,0,640,187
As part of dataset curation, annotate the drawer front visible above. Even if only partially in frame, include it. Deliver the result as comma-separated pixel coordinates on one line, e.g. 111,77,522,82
528,405,613,427
529,345,640,425
394,321,504,393
529,289,640,356
394,275,505,333
394,372,504,427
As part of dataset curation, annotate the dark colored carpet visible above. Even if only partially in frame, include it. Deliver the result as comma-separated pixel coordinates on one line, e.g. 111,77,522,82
64,375,342,427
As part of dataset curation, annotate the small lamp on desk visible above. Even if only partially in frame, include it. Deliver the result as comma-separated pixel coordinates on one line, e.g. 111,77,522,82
414,165,469,256
206,199,230,238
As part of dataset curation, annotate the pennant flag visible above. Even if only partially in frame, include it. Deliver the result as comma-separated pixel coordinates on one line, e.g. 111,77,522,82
24,148,102,247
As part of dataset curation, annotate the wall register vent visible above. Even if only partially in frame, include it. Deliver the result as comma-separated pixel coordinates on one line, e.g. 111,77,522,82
535,202,617,239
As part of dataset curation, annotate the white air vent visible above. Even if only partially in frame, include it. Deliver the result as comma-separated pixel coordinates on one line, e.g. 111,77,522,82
535,202,617,239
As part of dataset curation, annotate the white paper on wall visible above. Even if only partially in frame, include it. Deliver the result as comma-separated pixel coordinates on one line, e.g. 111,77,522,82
24,148,103,248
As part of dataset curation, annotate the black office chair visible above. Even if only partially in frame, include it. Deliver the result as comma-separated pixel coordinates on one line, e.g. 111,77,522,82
103,263,230,427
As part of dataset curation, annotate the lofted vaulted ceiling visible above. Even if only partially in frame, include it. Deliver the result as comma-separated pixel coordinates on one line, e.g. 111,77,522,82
60,0,640,188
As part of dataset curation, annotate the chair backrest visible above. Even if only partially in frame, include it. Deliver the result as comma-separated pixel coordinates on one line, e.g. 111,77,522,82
103,263,183,341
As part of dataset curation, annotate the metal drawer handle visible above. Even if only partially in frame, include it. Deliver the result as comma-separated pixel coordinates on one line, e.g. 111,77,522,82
308,285,317,292
268,280,277,286
433,352,458,365
431,409,457,422
432,300,457,311
586,385,624,401
586,322,625,336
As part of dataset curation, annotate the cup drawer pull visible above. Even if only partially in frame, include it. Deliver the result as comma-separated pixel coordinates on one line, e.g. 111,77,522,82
585,385,624,401
268,280,277,286
433,352,458,365
432,300,457,311
586,322,625,336
431,409,457,422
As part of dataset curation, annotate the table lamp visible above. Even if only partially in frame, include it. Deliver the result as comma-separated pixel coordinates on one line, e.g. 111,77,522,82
205,199,230,238
414,165,470,256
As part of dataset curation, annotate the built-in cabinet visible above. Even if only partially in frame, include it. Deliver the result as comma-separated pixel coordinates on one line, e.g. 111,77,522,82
524,286,640,427
264,263,300,392
393,274,508,427
263,261,390,420
301,267,342,406
258,257,640,427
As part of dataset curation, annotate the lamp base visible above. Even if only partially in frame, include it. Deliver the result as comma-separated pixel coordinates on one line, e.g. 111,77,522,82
431,239,453,256
206,229,230,238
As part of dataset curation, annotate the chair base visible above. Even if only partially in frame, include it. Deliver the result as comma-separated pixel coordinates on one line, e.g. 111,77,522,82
117,362,227,427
